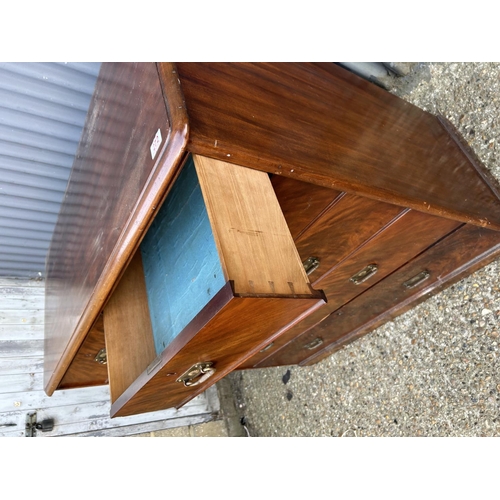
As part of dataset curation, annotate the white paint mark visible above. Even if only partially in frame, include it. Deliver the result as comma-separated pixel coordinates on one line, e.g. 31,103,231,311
150,129,162,160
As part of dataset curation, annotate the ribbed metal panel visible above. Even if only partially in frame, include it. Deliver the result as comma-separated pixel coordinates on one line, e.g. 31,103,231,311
0,62,101,278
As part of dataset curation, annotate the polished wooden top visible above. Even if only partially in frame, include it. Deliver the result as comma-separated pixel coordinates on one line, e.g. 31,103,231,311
44,63,189,395
175,62,500,230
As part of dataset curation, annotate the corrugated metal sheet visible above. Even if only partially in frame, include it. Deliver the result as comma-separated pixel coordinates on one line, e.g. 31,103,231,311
0,62,396,278
0,62,101,278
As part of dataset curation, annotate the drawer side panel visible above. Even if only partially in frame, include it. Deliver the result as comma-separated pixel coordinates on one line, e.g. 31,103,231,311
194,155,313,296
104,251,157,403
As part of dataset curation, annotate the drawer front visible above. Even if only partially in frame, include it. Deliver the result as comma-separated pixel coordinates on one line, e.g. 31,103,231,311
300,224,500,366
58,315,108,389
103,155,326,416
250,209,461,368
110,285,325,417
271,175,342,240
238,194,404,370
294,194,403,283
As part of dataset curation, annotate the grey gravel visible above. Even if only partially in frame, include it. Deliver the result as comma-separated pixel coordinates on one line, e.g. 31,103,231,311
225,63,500,437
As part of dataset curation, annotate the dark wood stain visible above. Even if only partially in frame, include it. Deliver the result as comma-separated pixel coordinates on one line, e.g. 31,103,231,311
111,283,325,417
45,63,189,395
43,63,500,417
301,224,500,365
295,194,404,283
270,175,342,240
56,314,108,390
251,209,460,368
438,117,500,202
175,62,500,229
238,193,404,370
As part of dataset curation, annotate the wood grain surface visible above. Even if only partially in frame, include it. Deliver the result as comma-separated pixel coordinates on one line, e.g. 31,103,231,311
45,62,500,414
58,314,108,389
103,251,157,403
294,194,404,284
194,155,312,295
270,175,343,240
111,282,325,417
45,63,189,396
301,224,500,365
174,62,500,229
238,193,404,369
251,209,461,368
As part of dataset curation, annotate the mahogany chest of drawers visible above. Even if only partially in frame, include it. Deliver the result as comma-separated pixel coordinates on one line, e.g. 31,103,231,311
44,63,500,417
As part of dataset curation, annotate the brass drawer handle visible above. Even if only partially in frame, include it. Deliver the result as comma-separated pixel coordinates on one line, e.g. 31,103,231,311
350,264,378,285
260,342,274,353
304,337,323,350
176,362,216,387
94,348,107,365
403,270,430,289
303,257,320,275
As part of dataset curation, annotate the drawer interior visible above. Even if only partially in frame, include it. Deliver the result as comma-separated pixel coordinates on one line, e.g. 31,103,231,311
139,156,226,354
99,155,325,416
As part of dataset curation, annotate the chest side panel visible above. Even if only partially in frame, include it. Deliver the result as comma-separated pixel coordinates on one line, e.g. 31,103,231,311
45,63,188,395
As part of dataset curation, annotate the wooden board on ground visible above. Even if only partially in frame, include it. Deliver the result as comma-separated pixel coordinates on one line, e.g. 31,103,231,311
0,279,220,437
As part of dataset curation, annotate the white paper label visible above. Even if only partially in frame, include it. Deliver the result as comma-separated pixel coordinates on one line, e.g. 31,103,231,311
150,128,162,159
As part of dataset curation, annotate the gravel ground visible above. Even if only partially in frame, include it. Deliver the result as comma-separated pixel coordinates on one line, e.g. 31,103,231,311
226,62,500,437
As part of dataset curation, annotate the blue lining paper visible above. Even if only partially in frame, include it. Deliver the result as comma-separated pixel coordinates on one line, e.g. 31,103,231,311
140,156,225,355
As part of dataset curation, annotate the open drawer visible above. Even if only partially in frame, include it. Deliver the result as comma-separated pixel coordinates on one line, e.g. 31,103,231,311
102,155,325,417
